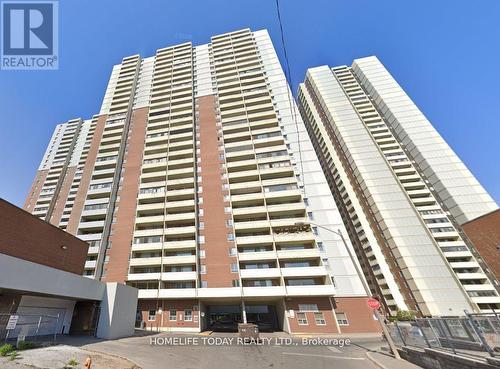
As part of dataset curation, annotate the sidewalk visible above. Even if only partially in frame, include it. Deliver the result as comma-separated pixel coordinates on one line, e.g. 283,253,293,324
366,351,422,369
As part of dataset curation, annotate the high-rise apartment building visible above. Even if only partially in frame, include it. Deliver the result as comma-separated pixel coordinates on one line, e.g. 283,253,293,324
297,56,499,317
23,29,380,334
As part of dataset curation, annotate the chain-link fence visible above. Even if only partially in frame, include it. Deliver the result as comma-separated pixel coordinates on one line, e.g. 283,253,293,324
387,312,500,359
1,313,60,345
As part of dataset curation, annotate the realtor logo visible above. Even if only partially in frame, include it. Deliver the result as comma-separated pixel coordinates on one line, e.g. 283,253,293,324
1,1,58,69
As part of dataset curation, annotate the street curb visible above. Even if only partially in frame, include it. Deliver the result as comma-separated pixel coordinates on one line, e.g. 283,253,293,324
366,351,393,369
84,347,142,369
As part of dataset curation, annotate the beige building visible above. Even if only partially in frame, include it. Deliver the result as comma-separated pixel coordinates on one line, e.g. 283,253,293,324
297,57,499,316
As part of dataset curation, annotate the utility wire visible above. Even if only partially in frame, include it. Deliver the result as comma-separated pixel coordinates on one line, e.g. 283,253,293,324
275,0,307,198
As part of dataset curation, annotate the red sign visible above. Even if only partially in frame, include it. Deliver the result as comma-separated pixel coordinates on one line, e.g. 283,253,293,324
367,298,381,310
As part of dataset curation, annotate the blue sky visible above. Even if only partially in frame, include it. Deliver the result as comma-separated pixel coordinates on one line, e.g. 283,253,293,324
0,0,499,207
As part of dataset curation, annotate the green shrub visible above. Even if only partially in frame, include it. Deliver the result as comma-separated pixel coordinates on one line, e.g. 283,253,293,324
17,341,37,350
9,351,19,361
67,358,78,366
396,310,416,321
0,344,14,356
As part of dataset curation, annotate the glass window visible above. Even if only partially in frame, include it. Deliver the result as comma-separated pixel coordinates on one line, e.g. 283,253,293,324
184,309,192,322
336,312,349,325
169,309,177,321
297,312,308,325
314,312,326,325
200,265,206,274
230,263,238,272
148,310,156,321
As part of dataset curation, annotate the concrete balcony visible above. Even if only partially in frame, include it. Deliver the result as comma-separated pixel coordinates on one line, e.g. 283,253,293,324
77,233,102,241
161,271,197,281
198,287,241,298
81,208,108,217
232,206,267,216
240,268,281,279
164,225,196,236
162,255,196,265
131,242,163,252
87,187,112,196
443,251,473,258
165,199,196,209
87,246,100,255
138,191,165,200
267,202,305,214
228,169,259,180
286,285,335,297
78,220,105,230
470,296,500,305
281,266,327,278
127,272,161,281
158,288,196,299
129,257,162,267
233,219,270,230
165,212,196,222
135,215,164,225
134,228,163,238
236,234,274,245
238,251,277,261
276,248,320,259
449,262,480,269
455,273,488,280
274,232,315,243
164,239,196,250
84,260,96,269
270,217,308,228
230,192,264,203
242,286,286,297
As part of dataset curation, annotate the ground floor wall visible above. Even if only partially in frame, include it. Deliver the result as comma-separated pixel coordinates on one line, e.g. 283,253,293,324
137,295,381,334
333,296,381,334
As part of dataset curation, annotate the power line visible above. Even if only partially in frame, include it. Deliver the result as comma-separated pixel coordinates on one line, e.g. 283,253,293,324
275,0,307,198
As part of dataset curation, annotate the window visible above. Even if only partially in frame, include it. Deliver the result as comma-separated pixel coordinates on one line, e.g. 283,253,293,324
184,309,192,322
317,242,324,251
199,250,206,258
297,312,308,325
200,265,207,274
331,276,336,287
199,235,205,244
299,304,318,312
230,263,238,273
228,247,237,256
199,222,205,230
314,312,326,325
201,281,208,288
232,279,240,287
169,309,177,321
148,310,156,321
227,233,235,241
224,206,231,213
336,312,349,325
307,212,314,220
312,226,319,235
226,219,233,227
199,209,204,216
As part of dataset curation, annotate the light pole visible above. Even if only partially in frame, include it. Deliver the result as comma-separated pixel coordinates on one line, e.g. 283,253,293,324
295,221,401,359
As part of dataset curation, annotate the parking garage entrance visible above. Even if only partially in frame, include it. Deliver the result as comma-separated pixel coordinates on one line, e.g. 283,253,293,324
207,304,279,332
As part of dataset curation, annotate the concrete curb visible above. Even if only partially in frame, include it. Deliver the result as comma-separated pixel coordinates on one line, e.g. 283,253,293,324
366,351,392,369
84,347,142,369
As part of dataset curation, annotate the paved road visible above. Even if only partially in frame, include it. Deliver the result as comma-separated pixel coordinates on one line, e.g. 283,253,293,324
61,333,383,369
